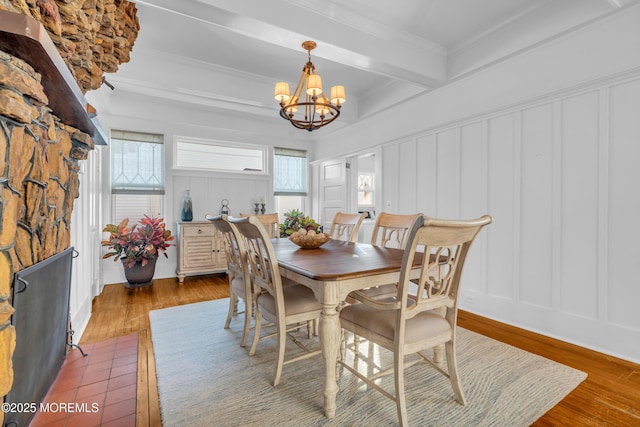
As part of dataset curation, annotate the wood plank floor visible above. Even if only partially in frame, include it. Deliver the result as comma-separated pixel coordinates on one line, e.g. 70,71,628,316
80,274,640,427
80,274,230,427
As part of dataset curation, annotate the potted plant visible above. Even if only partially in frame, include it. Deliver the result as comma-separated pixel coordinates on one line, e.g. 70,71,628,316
101,215,175,288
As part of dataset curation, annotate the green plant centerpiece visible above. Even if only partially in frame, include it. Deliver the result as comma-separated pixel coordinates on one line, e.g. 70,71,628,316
101,215,174,288
280,209,330,248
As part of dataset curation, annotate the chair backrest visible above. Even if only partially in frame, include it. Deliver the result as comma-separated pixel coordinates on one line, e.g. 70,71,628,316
328,212,366,242
239,213,280,238
205,214,248,283
397,214,492,324
229,216,283,302
370,212,422,249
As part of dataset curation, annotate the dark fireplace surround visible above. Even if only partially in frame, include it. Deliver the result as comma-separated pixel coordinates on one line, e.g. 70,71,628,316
4,248,75,427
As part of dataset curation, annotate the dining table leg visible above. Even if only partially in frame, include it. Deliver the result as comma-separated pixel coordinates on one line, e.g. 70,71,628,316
319,301,341,418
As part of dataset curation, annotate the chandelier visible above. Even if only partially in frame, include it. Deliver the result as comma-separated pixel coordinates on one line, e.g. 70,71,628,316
274,41,346,132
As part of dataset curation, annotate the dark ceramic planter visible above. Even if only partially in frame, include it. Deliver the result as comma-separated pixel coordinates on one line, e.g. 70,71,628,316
123,257,157,288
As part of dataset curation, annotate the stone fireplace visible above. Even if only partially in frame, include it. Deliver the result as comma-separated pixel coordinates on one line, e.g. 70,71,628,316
0,1,139,425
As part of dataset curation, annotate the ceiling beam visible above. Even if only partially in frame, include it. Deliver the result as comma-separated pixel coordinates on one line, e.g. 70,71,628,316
134,0,446,89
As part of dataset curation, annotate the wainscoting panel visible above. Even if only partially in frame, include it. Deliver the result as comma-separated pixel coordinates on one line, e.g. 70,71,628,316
398,140,418,214
608,79,640,329
459,121,487,294
173,174,271,222
187,175,216,218
486,113,517,301
520,103,554,308
382,143,401,213
560,91,599,319
377,74,640,361
416,134,437,216
435,128,460,219
460,122,485,217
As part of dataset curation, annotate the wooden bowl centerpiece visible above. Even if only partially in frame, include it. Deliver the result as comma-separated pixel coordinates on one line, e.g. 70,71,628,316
288,229,330,249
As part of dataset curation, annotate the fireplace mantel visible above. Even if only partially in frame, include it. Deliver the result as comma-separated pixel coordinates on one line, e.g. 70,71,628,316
0,9,107,145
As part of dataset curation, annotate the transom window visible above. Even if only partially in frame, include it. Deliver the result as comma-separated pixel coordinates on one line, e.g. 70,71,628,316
173,136,267,173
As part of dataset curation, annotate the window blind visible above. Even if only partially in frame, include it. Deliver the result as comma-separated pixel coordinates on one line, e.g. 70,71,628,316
110,130,165,194
274,147,307,196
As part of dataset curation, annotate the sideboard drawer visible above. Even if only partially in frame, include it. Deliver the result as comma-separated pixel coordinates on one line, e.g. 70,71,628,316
182,224,216,237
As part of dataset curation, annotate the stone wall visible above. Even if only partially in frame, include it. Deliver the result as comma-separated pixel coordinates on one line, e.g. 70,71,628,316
0,0,139,92
0,1,138,422
0,49,94,425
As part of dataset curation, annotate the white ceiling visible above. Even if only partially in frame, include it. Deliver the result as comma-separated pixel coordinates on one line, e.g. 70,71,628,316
94,0,639,137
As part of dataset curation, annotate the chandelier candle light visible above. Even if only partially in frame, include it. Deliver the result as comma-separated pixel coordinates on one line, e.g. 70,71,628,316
274,41,346,131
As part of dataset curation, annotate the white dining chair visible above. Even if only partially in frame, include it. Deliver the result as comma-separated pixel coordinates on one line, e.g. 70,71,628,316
229,215,322,386
328,211,366,242
205,214,256,348
239,212,281,238
339,214,492,426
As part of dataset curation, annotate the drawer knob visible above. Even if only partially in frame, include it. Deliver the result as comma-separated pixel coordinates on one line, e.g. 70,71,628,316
198,229,202,234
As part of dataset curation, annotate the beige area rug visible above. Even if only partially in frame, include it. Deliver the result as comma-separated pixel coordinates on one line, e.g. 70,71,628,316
149,298,586,427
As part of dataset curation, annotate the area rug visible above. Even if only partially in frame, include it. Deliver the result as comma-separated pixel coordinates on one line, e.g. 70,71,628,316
149,299,586,427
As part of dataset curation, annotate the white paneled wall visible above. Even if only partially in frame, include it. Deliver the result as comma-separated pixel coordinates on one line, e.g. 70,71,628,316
172,173,271,222
378,76,640,362
560,92,599,319
608,80,640,330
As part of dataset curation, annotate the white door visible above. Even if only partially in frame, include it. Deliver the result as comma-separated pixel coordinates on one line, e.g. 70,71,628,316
318,158,351,231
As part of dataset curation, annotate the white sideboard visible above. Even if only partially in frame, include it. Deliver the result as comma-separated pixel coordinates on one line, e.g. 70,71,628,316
175,221,226,282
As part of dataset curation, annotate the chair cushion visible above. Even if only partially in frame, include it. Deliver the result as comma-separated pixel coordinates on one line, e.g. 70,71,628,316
258,284,321,317
340,303,451,344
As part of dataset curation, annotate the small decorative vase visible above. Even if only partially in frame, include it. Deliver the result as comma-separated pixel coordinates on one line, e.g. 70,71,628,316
123,257,157,288
181,190,193,221
254,203,260,214
260,203,266,214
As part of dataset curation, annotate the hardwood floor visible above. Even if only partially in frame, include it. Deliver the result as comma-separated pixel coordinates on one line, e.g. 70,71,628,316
80,275,640,426
457,312,640,426
80,274,230,427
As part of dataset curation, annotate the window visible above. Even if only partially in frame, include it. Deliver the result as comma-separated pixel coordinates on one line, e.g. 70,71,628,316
274,148,307,196
174,136,267,173
357,173,374,206
110,130,165,225
274,148,308,220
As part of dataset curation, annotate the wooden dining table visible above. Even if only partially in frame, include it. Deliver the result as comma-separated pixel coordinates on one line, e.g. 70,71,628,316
271,238,422,419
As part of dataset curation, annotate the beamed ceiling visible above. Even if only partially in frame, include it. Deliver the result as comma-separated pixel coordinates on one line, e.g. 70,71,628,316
90,0,640,140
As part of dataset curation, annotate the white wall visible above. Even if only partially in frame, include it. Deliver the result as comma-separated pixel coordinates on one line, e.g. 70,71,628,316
312,7,640,363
